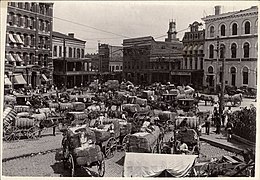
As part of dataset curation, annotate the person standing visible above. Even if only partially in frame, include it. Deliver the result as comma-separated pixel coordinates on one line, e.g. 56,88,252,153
215,113,221,134
226,119,233,142
205,114,211,135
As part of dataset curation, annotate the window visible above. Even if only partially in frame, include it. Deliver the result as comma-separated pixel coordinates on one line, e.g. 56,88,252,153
209,26,214,37
231,67,236,86
231,43,237,58
25,3,30,10
232,23,237,35
81,49,84,58
195,58,198,70
77,49,80,58
59,46,62,57
116,66,119,70
69,47,73,57
208,66,213,73
18,2,23,9
245,21,250,34
220,44,225,58
185,58,187,69
189,58,192,69
220,25,225,36
200,58,203,69
24,16,28,28
17,14,22,27
73,48,76,58
53,46,57,57
242,67,249,84
243,42,249,58
209,44,214,58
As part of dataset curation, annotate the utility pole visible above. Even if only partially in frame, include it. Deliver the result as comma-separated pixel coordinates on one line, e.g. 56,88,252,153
215,36,220,92
219,44,225,115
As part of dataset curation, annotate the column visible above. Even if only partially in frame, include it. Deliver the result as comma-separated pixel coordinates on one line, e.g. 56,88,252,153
36,71,41,87
27,71,32,86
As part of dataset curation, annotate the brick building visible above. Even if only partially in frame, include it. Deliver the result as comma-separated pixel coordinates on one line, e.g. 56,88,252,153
177,21,205,89
123,21,183,85
202,6,258,91
4,2,53,89
52,32,96,88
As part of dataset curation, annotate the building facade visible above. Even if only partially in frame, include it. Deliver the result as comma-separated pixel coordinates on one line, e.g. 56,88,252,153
179,21,205,89
123,21,183,85
202,6,258,91
5,2,53,89
52,32,96,88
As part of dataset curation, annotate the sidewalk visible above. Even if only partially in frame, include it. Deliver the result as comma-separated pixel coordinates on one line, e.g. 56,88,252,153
200,127,254,154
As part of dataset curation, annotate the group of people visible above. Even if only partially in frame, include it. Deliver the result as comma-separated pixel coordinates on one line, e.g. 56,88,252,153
204,106,233,141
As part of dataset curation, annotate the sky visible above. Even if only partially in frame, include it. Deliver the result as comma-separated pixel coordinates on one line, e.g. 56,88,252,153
52,1,259,54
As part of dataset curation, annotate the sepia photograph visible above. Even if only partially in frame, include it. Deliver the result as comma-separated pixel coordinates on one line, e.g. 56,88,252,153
1,1,259,178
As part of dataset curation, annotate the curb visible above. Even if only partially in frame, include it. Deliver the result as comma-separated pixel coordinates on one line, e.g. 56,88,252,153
2,148,61,162
200,136,243,154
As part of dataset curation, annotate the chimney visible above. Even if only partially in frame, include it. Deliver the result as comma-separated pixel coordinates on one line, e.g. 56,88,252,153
215,6,221,15
68,33,74,38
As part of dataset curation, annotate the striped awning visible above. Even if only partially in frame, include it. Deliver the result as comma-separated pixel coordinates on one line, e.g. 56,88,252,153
15,34,24,44
198,45,204,50
5,75,12,86
193,45,198,51
15,54,23,62
9,34,17,43
183,46,188,51
13,74,27,85
41,74,49,82
7,54,16,62
187,46,193,51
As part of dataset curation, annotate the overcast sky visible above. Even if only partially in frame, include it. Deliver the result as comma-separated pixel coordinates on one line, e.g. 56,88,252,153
53,1,258,54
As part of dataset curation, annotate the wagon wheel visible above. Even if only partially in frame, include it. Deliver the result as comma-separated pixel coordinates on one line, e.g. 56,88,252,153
104,137,117,159
26,127,40,139
4,126,20,141
122,135,130,152
97,153,105,177
68,154,75,177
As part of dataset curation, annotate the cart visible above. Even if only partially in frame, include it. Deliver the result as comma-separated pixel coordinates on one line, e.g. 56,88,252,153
177,98,198,112
122,125,162,153
61,125,105,177
123,153,197,177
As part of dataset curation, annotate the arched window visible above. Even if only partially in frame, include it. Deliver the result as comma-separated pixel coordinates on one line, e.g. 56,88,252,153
243,42,250,58
231,67,236,86
209,44,214,58
221,25,225,36
81,49,84,58
220,44,226,58
232,23,237,35
231,43,237,58
242,67,249,84
245,21,250,34
209,26,214,37
208,66,213,73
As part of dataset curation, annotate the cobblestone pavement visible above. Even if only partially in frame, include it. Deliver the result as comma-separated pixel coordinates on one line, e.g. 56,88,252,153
2,140,242,177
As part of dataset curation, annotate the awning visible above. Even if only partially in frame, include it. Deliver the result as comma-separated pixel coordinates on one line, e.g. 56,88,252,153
187,46,193,51
183,46,188,51
15,54,23,62
7,54,16,62
15,34,24,44
9,34,17,43
198,45,204,50
13,74,27,85
41,74,49,82
5,76,12,86
193,45,198,51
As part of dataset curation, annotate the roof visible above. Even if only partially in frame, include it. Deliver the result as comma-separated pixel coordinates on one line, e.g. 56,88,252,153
52,31,86,43
202,6,258,22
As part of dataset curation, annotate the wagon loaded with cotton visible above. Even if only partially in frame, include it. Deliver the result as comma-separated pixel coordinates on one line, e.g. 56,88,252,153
61,125,105,177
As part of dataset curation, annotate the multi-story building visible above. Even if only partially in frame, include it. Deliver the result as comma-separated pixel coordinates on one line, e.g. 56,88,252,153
202,6,258,91
98,43,110,73
123,21,183,85
109,45,123,81
52,32,96,88
178,21,205,89
5,2,53,89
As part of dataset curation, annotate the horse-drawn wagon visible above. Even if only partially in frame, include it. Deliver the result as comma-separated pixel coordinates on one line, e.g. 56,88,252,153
61,125,105,177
